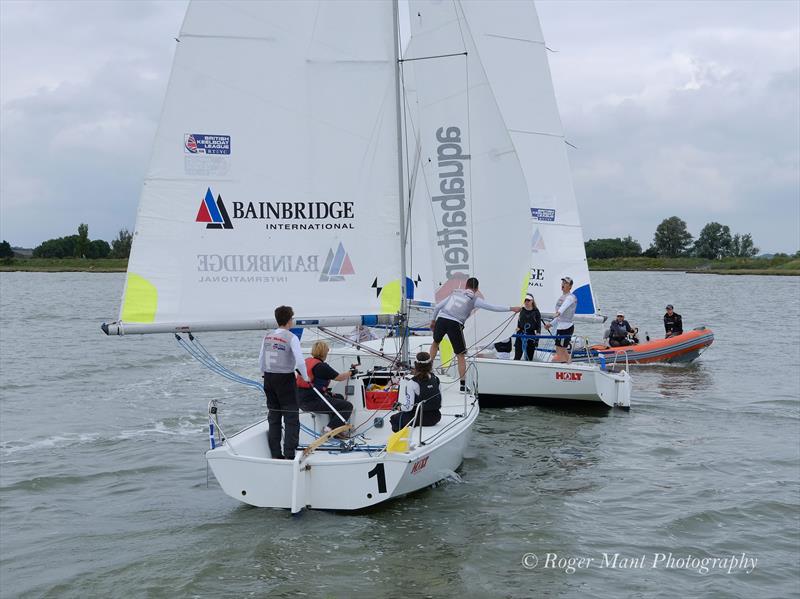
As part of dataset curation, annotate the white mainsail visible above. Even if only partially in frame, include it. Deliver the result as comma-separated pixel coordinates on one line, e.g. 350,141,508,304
459,0,600,318
117,1,404,331
405,0,532,349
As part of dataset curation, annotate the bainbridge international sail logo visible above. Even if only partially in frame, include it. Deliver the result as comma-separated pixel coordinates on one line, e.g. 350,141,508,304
319,242,354,282
195,188,233,230
532,228,546,253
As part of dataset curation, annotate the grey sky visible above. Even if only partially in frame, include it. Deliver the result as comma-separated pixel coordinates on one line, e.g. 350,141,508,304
1,0,798,253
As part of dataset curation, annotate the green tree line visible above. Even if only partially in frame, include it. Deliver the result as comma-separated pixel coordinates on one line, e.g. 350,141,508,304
2,225,133,260
585,217,777,260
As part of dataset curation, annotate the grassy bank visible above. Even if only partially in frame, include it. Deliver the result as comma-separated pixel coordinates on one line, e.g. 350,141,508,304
0,258,127,272
588,256,800,275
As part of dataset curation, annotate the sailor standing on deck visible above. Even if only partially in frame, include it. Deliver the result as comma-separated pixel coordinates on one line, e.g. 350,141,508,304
544,276,578,363
429,277,520,390
259,305,310,460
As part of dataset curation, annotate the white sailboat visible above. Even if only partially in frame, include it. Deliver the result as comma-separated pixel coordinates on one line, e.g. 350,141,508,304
103,0,478,511
327,0,632,408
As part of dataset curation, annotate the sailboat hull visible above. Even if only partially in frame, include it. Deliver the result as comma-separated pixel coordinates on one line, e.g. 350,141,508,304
473,358,631,409
326,336,632,409
206,377,478,511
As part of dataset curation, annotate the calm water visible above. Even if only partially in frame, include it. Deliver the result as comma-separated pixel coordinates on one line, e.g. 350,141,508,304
1,271,798,598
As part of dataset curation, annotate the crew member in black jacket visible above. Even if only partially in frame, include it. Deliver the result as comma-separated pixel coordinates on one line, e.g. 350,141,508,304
664,304,683,338
515,293,541,361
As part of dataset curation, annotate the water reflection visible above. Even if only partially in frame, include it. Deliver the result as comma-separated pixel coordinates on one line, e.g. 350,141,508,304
630,362,714,401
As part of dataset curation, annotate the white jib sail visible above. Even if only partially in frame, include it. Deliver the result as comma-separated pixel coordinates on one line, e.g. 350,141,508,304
119,1,404,329
460,0,600,318
405,0,532,350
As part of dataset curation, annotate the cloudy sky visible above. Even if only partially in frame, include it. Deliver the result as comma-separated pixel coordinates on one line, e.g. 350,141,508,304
1,0,798,253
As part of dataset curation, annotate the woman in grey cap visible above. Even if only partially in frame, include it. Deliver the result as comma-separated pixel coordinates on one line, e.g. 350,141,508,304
544,276,577,362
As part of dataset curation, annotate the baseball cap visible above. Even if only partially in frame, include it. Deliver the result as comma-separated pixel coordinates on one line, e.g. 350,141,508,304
561,276,573,285
666,304,674,310
616,311,624,317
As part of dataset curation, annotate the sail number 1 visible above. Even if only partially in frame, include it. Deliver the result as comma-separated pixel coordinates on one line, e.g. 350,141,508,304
367,463,387,495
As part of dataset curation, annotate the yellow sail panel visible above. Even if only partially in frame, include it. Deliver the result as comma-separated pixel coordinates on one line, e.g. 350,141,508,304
121,274,158,323
379,279,402,314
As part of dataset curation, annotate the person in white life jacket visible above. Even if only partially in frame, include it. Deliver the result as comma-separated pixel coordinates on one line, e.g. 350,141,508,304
429,277,520,390
296,341,355,435
544,276,578,363
258,305,310,460
390,352,442,432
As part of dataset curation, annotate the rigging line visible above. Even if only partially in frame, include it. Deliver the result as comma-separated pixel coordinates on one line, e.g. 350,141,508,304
185,339,262,387
398,51,467,63
184,352,262,390
317,327,395,363
400,59,415,283
463,312,517,355
176,335,263,391
453,0,479,343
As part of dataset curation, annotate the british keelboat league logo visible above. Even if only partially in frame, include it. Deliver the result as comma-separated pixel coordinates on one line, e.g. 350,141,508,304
319,242,355,282
184,134,231,155
531,207,556,222
196,188,233,230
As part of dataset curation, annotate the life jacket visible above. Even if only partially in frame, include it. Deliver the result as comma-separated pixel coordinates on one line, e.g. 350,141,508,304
609,319,631,340
260,328,296,373
415,375,441,412
517,307,541,333
296,357,322,389
439,289,478,324
555,292,578,324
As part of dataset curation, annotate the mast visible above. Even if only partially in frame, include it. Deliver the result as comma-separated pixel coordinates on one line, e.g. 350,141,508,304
392,0,410,365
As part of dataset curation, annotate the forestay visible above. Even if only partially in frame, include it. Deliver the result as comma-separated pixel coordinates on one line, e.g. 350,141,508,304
405,0,531,350
459,0,600,318
118,1,403,331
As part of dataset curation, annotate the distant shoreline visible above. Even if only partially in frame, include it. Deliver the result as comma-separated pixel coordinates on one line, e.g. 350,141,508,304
0,258,127,272
2,257,797,276
588,256,799,276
